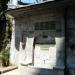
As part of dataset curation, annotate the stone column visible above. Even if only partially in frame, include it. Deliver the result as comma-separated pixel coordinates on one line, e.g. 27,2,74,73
55,37,65,69
54,14,65,69
25,37,34,62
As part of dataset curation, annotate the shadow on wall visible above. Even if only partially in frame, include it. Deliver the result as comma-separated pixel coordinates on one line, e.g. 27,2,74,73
14,16,65,75
14,28,65,75
20,65,64,75
15,37,20,51
14,25,65,65
15,30,34,51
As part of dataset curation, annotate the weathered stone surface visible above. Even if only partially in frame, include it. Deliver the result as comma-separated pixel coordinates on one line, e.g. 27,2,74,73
9,10,66,71
9,4,75,75
19,65,64,75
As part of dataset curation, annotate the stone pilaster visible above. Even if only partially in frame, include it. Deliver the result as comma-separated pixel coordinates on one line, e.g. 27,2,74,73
55,37,65,69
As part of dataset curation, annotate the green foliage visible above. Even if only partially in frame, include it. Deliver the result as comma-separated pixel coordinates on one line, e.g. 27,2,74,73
0,15,13,67
0,0,9,11
1,15,13,67
0,0,9,20
1,48,10,67
6,15,13,40
0,0,11,67
0,0,10,50
3,15,12,49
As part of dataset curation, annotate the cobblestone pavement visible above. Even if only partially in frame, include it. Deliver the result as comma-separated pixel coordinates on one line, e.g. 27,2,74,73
1,69,20,75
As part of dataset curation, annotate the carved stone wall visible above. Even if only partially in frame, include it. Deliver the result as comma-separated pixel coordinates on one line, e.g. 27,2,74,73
10,11,65,69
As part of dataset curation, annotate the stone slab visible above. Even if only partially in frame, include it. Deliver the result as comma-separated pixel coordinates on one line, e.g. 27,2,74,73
0,66,18,74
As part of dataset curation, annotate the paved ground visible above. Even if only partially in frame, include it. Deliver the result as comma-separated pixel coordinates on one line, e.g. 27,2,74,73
1,69,20,75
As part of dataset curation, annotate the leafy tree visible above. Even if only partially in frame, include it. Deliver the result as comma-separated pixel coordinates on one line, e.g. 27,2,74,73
0,0,9,51
0,0,13,67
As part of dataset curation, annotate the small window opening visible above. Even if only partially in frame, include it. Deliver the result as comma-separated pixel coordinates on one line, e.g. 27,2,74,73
42,35,48,38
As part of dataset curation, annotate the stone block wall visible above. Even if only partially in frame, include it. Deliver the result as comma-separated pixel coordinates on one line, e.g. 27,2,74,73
10,9,65,70
10,19,21,65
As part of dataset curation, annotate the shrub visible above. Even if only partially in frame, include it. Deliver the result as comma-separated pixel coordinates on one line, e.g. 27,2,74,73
1,48,10,67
